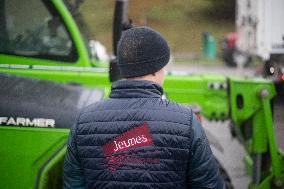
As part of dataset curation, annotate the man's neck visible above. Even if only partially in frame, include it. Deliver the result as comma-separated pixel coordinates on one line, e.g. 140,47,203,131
127,76,162,87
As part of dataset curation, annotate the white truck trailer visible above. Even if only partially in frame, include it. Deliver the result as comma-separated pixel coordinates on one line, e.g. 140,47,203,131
236,0,284,94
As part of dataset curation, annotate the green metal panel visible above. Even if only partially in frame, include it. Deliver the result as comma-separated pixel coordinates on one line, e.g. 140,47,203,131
229,77,275,125
0,67,111,96
164,74,229,120
0,67,110,87
252,111,268,153
0,126,69,189
228,77,276,154
261,95,283,179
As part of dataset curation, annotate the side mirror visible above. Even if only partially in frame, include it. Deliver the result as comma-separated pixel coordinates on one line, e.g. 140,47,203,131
89,40,109,62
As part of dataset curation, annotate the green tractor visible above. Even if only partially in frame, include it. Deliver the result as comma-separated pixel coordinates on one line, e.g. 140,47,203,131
0,0,283,188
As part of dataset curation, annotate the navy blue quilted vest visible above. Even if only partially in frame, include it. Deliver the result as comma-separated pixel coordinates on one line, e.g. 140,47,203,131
64,80,224,189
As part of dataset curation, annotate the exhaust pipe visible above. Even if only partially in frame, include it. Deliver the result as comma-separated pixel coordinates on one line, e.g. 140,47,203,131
110,0,129,82
113,0,129,55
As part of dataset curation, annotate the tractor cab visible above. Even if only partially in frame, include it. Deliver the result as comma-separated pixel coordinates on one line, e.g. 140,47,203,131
0,0,119,67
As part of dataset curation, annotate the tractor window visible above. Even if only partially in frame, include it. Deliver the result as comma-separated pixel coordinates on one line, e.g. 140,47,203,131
0,0,77,62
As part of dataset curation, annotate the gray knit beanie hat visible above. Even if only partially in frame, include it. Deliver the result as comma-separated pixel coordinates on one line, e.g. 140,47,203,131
117,26,170,78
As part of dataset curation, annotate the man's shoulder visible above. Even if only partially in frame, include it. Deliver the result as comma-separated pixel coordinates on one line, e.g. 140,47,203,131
146,98,194,127
78,98,127,118
158,99,192,115
78,99,107,117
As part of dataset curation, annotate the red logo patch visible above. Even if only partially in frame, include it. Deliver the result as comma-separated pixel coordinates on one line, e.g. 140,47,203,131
102,123,153,157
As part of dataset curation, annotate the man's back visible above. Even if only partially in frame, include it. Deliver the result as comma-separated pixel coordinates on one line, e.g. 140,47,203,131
64,80,224,189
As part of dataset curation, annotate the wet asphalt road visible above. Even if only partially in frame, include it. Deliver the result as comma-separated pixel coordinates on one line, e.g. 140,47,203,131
168,63,284,189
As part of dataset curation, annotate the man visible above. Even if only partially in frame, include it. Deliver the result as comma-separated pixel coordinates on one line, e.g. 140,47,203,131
63,27,225,189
